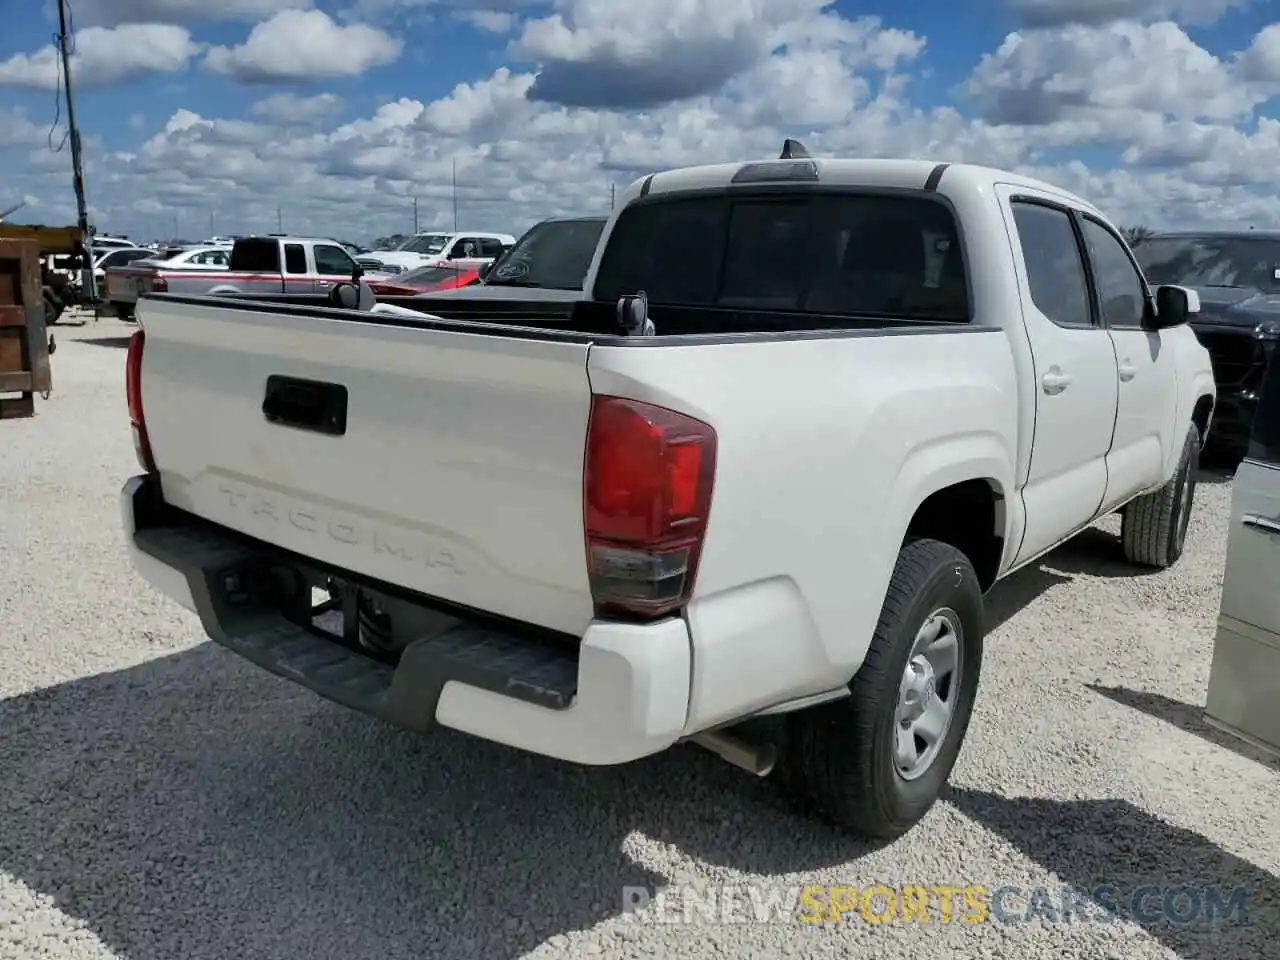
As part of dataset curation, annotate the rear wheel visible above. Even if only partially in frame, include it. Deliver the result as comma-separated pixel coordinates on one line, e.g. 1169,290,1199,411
1121,423,1199,569
780,537,984,840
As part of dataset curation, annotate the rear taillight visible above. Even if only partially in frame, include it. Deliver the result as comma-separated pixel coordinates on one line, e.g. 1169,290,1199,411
151,276,167,292
584,396,716,619
125,329,156,473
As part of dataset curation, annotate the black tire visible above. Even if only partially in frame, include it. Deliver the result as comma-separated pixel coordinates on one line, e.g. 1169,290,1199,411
115,303,136,323
779,537,984,840
43,287,64,325
1120,424,1199,569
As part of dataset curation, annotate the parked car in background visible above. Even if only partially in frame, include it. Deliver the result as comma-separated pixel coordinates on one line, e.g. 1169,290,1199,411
93,247,158,291
361,231,514,273
1134,230,1280,454
86,234,136,251
366,263,481,295
425,215,608,304
1204,339,1280,756
105,245,231,320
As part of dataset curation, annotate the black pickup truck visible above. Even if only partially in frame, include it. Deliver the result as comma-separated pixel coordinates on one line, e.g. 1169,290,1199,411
1134,230,1280,454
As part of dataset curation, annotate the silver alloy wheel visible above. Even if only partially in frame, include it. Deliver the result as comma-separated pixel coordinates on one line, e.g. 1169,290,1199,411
894,607,963,781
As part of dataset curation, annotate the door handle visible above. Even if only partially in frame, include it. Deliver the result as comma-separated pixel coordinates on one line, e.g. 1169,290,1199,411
1042,368,1073,395
1118,361,1136,381
316,280,332,288
1243,514,1280,535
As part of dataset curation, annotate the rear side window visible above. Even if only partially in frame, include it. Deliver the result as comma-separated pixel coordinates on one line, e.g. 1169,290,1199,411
1010,203,1093,328
284,244,307,274
230,239,280,272
593,193,969,321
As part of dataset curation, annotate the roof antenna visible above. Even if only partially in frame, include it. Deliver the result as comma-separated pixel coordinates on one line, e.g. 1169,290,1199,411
780,139,811,160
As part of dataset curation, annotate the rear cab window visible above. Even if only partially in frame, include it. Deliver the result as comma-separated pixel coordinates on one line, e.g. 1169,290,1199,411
591,191,970,329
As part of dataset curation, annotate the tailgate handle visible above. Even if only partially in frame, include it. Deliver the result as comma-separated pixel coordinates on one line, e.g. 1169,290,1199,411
262,375,348,436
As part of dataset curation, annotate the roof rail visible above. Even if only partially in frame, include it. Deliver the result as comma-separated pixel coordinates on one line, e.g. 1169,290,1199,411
779,139,811,160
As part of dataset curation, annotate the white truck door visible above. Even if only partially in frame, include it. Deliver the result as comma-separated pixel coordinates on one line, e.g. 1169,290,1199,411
1078,216,1179,510
997,187,1121,564
1204,355,1280,751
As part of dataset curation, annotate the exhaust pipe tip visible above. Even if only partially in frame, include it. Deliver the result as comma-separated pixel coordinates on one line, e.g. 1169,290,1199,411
691,730,777,778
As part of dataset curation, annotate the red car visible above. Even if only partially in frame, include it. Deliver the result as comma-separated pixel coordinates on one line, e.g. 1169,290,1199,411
367,263,481,296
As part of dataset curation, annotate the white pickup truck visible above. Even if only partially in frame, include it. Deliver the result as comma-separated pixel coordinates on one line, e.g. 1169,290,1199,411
121,145,1215,840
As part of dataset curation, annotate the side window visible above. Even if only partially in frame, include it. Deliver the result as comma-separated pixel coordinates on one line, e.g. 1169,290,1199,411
1248,351,1280,465
313,244,355,276
453,238,481,259
1011,202,1093,328
478,238,505,258
101,252,126,268
283,244,307,274
1082,219,1147,328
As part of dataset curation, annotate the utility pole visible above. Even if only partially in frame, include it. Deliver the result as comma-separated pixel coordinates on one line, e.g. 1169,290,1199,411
276,203,282,233
451,159,458,233
172,213,178,240
56,0,95,300
209,211,214,237
610,182,615,210
413,195,418,233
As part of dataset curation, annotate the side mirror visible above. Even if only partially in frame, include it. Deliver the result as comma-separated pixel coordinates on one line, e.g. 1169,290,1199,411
1146,284,1200,330
351,262,364,281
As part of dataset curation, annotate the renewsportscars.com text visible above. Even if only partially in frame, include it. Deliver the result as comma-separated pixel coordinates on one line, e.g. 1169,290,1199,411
621,883,1251,926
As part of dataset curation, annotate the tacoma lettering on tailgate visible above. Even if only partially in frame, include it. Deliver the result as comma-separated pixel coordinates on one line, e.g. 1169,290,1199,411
215,481,464,575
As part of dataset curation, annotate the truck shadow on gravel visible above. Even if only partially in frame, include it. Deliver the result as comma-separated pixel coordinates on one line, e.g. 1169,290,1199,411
944,787,1278,960
0,537,1227,960
1087,685,1280,771
0,645,875,960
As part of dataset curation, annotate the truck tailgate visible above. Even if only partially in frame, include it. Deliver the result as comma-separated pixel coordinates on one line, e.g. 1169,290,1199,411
138,297,596,636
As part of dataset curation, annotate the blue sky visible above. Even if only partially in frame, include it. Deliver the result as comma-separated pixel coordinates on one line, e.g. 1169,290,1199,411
2,0,1279,244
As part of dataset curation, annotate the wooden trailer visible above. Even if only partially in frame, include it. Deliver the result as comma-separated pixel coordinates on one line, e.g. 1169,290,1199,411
0,236,55,419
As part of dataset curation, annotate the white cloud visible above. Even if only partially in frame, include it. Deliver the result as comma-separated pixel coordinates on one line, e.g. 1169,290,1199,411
76,0,312,26
964,22,1255,126
0,109,49,150
0,24,200,90
250,91,345,124
203,9,403,82
457,10,519,33
8,6,1280,245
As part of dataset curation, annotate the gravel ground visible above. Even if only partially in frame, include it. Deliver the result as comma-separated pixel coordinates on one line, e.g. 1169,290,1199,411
1,316,1277,960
